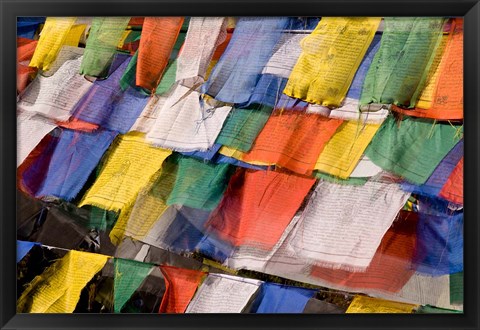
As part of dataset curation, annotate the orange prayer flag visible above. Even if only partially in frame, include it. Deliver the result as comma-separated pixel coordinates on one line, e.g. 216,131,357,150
241,110,343,176
56,118,100,132
158,265,205,313
392,18,463,120
310,211,418,293
17,37,38,92
212,31,232,61
128,17,145,26
136,17,184,92
439,157,463,205
206,168,315,250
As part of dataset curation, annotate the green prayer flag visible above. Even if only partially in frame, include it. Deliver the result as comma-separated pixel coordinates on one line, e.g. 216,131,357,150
314,172,369,186
166,156,234,210
365,115,462,185
215,105,273,152
114,258,154,313
415,305,462,314
80,17,131,77
88,206,118,231
360,17,445,108
450,271,463,305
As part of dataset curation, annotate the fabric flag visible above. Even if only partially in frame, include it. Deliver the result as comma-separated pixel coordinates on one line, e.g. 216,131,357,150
236,110,344,176
287,178,411,270
310,211,418,293
215,104,273,152
392,18,463,120
29,17,77,71
365,115,462,185
73,54,150,133
114,258,154,313
206,168,315,250
201,17,290,104
31,129,117,201
284,17,380,107
17,113,56,167
145,84,232,152
252,282,316,313
186,274,261,313
449,272,463,305
302,298,347,314
17,17,45,39
78,132,172,213
18,131,59,197
18,51,93,122
167,156,234,211
360,17,446,109
17,250,109,313
17,240,38,263
416,305,462,314
439,157,463,205
17,37,38,93
346,295,417,313
306,34,388,123
80,17,131,77
401,139,463,199
242,18,319,108
314,121,381,179
414,198,463,275
136,17,184,91
109,155,178,245
176,17,227,88
159,265,205,313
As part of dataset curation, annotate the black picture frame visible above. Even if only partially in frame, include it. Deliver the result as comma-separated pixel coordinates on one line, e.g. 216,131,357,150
1,1,479,329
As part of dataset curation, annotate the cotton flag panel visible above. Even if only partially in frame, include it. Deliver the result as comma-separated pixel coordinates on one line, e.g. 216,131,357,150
201,17,290,104
32,129,117,201
215,105,273,152
80,17,131,77
401,139,463,199
392,18,463,120
78,132,172,212
110,156,179,245
17,250,109,313
166,156,234,211
114,258,154,313
186,274,261,313
206,168,315,250
365,115,462,185
310,211,418,293
252,282,316,313
159,265,205,313
18,51,93,122
287,179,411,270
17,113,56,167
284,17,380,107
306,34,388,123
346,295,417,313
240,110,344,176
360,17,446,108
29,17,77,71
176,17,227,88
439,157,463,205
17,240,38,263
137,17,184,91
314,121,381,179
73,54,150,134
145,85,232,152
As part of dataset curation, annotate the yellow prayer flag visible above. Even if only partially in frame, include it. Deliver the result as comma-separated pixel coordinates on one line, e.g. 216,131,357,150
78,132,172,212
346,295,417,313
29,17,77,71
219,146,272,166
17,250,109,313
284,17,381,107
315,121,381,179
63,24,87,46
416,35,448,109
